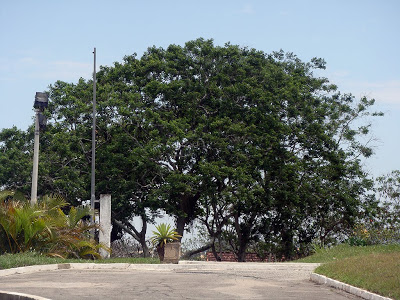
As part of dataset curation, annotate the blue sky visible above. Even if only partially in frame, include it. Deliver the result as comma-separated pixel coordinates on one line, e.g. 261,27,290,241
0,0,399,179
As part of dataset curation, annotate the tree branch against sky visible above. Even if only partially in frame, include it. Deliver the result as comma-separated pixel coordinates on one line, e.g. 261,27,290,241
1,1,398,179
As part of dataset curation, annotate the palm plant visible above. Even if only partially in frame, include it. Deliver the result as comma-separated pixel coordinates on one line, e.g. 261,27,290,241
0,198,49,253
150,223,181,261
0,191,109,259
46,203,107,259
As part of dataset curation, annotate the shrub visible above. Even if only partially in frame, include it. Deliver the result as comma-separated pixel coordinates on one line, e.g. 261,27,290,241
348,222,400,246
0,191,108,259
150,223,181,261
150,223,181,247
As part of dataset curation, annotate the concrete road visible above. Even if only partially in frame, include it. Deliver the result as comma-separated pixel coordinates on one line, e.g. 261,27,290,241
0,262,359,299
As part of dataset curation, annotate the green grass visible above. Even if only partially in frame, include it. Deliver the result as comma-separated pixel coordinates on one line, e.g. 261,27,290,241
297,244,400,300
297,243,400,263
0,252,159,270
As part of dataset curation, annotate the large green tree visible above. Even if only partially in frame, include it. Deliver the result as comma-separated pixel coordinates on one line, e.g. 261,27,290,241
0,38,381,260
0,127,33,193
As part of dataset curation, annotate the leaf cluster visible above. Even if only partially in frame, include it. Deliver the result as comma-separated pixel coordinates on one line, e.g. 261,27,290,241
150,223,181,247
0,192,108,259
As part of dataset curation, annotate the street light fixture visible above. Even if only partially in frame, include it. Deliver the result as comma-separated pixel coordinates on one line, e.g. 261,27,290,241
34,92,49,109
31,92,48,205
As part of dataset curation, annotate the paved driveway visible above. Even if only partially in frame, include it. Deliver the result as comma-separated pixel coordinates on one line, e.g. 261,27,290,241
0,262,359,299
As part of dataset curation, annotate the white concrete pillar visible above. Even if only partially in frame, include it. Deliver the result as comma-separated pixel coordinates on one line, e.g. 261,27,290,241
99,194,112,258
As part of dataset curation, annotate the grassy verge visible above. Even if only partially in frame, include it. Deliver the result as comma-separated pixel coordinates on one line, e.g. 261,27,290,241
0,252,159,270
297,243,400,263
297,244,400,299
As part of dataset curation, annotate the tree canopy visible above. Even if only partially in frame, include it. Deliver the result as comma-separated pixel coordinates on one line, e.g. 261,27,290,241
0,38,382,260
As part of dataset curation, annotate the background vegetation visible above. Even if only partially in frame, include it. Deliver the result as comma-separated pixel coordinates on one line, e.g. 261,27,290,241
1,38,398,262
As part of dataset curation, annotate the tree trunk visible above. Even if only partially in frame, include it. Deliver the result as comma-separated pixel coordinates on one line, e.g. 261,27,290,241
211,243,221,261
111,224,123,242
236,240,248,262
175,192,201,241
113,218,150,257
233,211,251,262
157,244,165,261
139,214,150,257
281,229,294,260
176,215,186,242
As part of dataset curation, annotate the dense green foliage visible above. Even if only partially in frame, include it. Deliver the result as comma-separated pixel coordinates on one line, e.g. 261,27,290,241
0,39,382,261
0,191,106,259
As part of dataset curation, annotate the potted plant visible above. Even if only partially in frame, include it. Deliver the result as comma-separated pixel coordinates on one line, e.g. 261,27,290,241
150,223,181,263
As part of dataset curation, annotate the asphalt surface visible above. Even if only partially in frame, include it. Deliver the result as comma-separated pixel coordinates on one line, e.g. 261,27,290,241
0,262,360,300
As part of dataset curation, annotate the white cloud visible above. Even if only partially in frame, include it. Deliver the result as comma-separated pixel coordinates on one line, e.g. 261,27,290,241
329,70,350,78
18,57,40,65
338,79,400,106
35,60,92,81
0,57,92,82
354,80,400,105
318,69,400,106
241,4,255,14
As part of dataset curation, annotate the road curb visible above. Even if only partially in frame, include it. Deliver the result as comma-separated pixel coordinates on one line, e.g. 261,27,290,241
0,265,59,277
310,273,393,300
0,262,321,276
0,290,51,300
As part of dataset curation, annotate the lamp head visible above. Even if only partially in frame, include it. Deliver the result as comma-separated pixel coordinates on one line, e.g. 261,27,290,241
34,92,48,109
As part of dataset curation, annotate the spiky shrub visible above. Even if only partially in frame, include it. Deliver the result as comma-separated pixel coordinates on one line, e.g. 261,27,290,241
150,223,181,261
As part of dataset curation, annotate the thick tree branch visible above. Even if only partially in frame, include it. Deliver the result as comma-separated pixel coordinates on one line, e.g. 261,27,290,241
113,218,140,241
181,242,213,259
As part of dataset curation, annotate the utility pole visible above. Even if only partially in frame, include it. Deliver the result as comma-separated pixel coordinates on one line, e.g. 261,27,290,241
91,48,97,225
31,108,40,205
31,92,48,205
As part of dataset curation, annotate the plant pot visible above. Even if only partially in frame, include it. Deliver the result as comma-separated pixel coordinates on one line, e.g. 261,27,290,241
162,242,181,264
